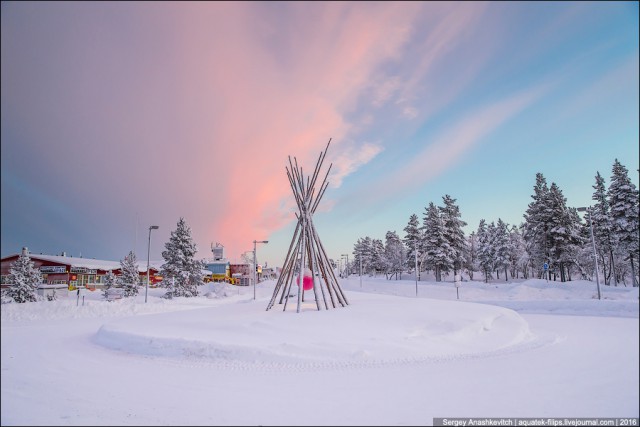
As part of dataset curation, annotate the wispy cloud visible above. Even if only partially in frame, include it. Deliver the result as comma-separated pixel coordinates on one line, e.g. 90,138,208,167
363,84,549,205
328,141,384,188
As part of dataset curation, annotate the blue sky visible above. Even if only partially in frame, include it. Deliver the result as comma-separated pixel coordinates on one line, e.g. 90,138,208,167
1,2,638,268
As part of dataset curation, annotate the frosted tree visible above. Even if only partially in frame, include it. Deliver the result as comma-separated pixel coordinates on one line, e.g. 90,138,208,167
523,173,552,277
477,219,496,282
608,159,639,286
161,217,205,298
422,202,451,281
493,218,511,281
403,214,422,276
439,195,467,277
509,225,529,279
6,253,42,303
353,237,374,276
464,231,479,280
371,238,386,276
590,172,617,285
102,270,117,300
384,231,406,280
361,236,374,275
545,183,582,282
118,251,140,297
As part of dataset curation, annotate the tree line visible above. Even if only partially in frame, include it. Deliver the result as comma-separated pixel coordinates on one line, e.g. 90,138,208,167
350,159,639,286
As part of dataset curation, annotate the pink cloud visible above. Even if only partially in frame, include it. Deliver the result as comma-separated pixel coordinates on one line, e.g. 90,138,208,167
2,2,515,264
151,2,426,260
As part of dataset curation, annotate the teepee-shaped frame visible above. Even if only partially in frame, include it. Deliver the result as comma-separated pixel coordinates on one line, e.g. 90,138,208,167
266,139,349,313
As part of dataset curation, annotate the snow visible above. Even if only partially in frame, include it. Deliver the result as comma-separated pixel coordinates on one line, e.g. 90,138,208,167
1,276,638,425
8,252,166,273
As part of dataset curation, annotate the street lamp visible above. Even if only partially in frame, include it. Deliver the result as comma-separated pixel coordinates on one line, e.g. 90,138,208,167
415,242,419,297
145,225,159,303
577,207,601,300
359,250,362,288
253,240,268,300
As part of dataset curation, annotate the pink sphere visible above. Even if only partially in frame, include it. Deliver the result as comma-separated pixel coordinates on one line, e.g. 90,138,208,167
296,268,314,291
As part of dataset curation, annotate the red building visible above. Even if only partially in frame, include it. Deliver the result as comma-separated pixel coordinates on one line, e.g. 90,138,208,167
1,248,161,291
229,263,251,286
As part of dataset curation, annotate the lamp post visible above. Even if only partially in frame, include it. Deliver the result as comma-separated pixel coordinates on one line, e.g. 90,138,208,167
577,206,601,300
341,254,349,278
415,242,419,297
145,225,159,303
359,251,362,288
253,240,268,300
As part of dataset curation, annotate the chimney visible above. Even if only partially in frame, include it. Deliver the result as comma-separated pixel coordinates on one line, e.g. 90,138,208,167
21,247,29,255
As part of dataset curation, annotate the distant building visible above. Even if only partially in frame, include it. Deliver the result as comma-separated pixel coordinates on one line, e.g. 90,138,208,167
261,267,277,280
229,263,251,286
203,242,242,284
204,260,230,282
1,248,161,291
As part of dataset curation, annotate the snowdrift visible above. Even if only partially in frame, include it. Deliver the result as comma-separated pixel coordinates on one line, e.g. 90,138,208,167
93,291,537,369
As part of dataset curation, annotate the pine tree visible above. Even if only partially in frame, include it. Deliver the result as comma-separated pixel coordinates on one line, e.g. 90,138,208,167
464,232,478,280
608,159,640,286
361,236,374,275
118,251,140,297
353,237,374,276
439,195,467,276
6,253,42,303
161,217,205,298
523,173,551,278
494,219,511,281
546,183,582,282
591,171,617,285
371,239,386,276
422,202,451,281
384,231,405,280
403,214,422,276
477,219,496,282
509,225,529,279
102,270,117,300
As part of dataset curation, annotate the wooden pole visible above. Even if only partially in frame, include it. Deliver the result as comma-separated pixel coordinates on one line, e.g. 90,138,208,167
267,139,348,312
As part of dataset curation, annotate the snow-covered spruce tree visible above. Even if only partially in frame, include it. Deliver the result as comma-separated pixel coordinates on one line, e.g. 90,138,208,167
371,238,386,276
7,253,42,303
160,217,205,298
543,183,582,282
523,173,552,278
384,231,405,280
361,236,374,276
118,251,140,297
493,219,511,281
439,195,467,277
607,159,639,286
422,202,452,282
102,270,117,300
464,231,479,280
477,219,496,283
403,214,422,276
352,237,374,277
591,171,617,285
509,224,529,279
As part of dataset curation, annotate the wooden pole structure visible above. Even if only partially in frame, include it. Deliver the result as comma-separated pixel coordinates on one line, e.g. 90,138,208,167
266,139,349,313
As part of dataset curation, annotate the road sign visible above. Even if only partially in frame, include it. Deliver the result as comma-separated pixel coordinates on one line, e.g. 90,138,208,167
543,263,549,271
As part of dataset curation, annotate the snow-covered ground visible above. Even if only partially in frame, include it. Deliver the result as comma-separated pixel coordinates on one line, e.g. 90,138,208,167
1,276,638,425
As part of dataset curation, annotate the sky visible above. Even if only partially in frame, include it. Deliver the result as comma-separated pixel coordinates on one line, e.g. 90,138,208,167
1,1,638,268
1,276,638,425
